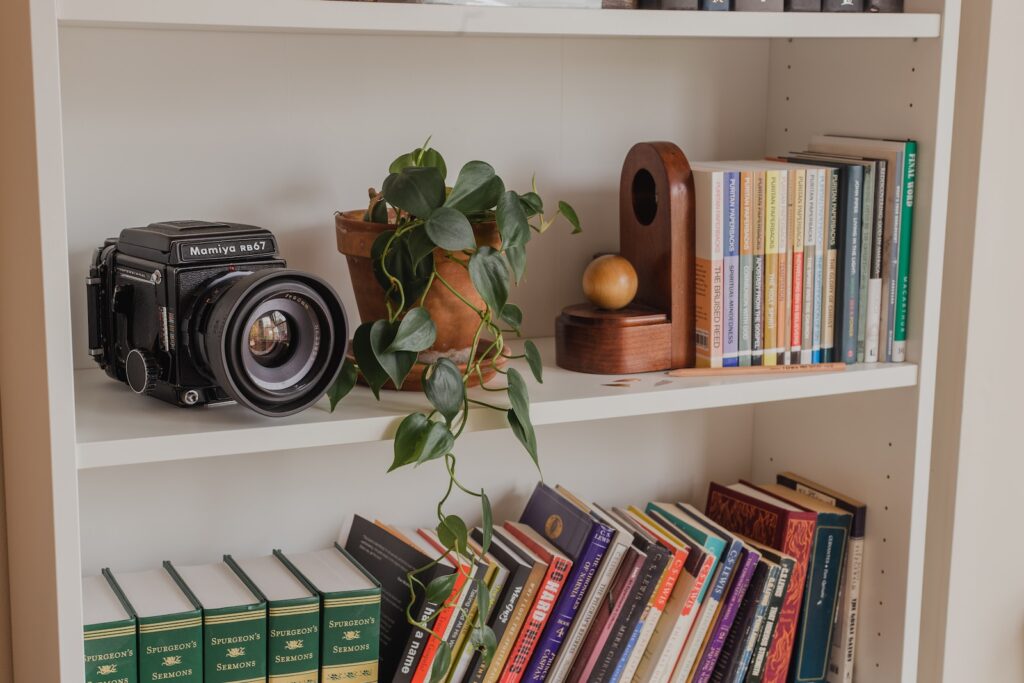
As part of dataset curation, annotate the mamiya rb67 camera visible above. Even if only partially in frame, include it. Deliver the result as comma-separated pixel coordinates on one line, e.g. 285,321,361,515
87,220,348,416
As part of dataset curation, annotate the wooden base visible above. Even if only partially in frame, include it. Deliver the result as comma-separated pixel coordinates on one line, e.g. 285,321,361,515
555,303,674,374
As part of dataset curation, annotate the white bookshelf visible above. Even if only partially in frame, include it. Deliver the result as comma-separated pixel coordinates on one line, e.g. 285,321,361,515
2,0,961,681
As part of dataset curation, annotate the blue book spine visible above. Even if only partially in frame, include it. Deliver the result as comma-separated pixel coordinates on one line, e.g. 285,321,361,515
723,171,740,367
693,548,761,683
523,523,613,681
837,166,863,364
702,0,731,8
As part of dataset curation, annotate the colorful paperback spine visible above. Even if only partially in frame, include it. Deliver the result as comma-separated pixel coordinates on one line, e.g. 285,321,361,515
84,580,138,683
739,170,755,367
790,169,806,363
812,169,826,363
692,548,761,683
712,560,776,683
695,169,726,368
723,171,741,367
751,171,767,366
763,171,780,367
821,168,839,363
744,556,793,683
865,160,888,363
778,170,792,365
856,163,876,363
837,165,863,364
892,141,917,362
800,168,817,364
645,550,715,682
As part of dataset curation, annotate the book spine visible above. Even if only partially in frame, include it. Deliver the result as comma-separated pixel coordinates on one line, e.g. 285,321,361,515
500,558,572,683
763,171,779,366
701,0,731,8
826,537,864,683
396,601,441,683
791,516,849,683
649,553,715,683
821,168,839,363
202,606,267,683
724,171,741,367
892,141,916,362
739,171,754,367
751,171,767,366
614,549,685,682
791,169,806,362
695,171,725,368
865,160,887,363
547,539,628,683
881,151,904,361
84,619,138,683
784,0,821,8
442,569,483,679
415,571,469,683
728,566,778,683
711,562,769,683
524,525,613,681
856,165,875,362
838,168,863,364
868,0,903,10
744,558,791,683
320,589,381,683
778,171,792,365
266,601,320,683
475,566,537,683
812,170,826,362
692,550,759,683
823,0,863,9
800,169,817,364
137,615,203,683
735,0,783,9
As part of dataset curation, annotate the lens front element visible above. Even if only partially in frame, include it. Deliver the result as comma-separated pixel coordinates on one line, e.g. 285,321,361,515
248,310,293,366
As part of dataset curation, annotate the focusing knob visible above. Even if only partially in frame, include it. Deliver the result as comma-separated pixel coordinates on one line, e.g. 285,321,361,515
125,349,159,394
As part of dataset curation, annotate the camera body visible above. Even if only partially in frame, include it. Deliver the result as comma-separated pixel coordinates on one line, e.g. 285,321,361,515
88,220,348,416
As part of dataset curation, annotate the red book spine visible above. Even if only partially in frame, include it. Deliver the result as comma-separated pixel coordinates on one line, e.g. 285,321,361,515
704,482,815,683
411,533,470,683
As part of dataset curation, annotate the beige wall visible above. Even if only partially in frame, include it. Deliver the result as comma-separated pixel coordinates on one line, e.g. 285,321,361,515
927,0,1024,681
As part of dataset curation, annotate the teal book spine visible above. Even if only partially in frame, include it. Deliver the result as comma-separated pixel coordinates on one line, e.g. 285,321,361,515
891,140,916,362
791,513,851,683
322,545,382,683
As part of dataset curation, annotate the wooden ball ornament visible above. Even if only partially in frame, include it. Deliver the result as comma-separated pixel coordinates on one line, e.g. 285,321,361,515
583,255,638,310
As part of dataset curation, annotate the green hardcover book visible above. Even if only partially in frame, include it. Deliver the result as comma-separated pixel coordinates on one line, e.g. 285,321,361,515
105,567,202,683
891,139,916,362
166,561,267,683
278,544,382,683
229,554,321,683
84,574,138,683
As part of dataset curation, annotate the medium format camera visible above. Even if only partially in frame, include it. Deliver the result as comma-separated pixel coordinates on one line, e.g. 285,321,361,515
87,220,348,416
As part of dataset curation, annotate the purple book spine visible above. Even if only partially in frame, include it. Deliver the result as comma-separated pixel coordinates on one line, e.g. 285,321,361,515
524,523,614,681
692,548,761,683
723,171,741,367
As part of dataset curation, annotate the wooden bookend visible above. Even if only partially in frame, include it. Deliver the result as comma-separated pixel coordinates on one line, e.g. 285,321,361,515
555,141,695,374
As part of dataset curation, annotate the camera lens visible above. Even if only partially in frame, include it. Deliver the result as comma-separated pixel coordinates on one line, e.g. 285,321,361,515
200,270,348,416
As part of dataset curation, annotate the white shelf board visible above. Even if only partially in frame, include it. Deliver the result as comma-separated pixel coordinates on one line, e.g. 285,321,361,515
75,337,918,469
56,0,941,39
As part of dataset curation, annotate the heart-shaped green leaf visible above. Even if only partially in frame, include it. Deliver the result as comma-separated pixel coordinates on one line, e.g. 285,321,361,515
558,200,582,234
414,421,455,466
426,206,477,252
381,166,446,219
506,368,538,469
386,307,437,353
404,228,437,266
423,358,465,426
445,161,504,214
369,320,417,389
499,303,522,333
508,409,539,471
523,340,543,383
428,642,452,683
436,514,469,556
496,191,530,250
518,191,543,218
474,577,491,623
391,412,429,471
424,573,458,606
471,626,498,666
352,322,389,399
390,147,447,182
505,245,526,284
480,493,493,555
371,230,432,308
468,247,509,316
326,360,358,411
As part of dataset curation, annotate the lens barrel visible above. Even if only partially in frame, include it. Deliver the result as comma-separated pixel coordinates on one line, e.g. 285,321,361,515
202,269,348,416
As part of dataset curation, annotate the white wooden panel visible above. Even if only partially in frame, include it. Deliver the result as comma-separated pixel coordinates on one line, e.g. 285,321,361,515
78,406,753,574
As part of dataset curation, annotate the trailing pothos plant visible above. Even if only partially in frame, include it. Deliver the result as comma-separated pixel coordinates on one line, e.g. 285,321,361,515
326,140,580,681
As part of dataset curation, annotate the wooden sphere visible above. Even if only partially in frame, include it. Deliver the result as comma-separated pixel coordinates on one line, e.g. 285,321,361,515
582,255,638,310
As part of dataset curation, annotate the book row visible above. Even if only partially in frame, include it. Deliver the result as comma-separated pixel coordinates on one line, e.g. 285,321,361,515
628,0,903,11
83,472,865,683
693,134,917,368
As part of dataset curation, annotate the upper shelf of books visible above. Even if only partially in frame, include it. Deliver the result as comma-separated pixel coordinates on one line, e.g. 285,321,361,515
56,0,942,39
75,338,918,470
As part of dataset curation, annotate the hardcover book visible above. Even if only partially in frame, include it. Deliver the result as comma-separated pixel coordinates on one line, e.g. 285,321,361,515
166,561,267,683
278,545,382,683
500,522,573,683
105,567,203,683
228,553,320,683
547,489,632,683
823,0,864,9
692,545,761,683
776,473,866,683
83,574,138,683
519,483,612,682
704,482,816,683
342,515,451,683
692,165,727,368
784,0,821,9
735,0,783,9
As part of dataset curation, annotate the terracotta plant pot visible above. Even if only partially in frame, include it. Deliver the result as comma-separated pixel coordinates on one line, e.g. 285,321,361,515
335,209,503,390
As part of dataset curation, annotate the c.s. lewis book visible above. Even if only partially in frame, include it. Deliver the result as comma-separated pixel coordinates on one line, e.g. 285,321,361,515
83,574,138,683
500,522,573,683
278,545,381,683
104,567,202,683
704,482,816,683
755,485,851,683
692,545,761,683
228,553,321,683
342,514,453,683
519,483,613,682
776,473,866,683
711,553,778,683
166,561,267,683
